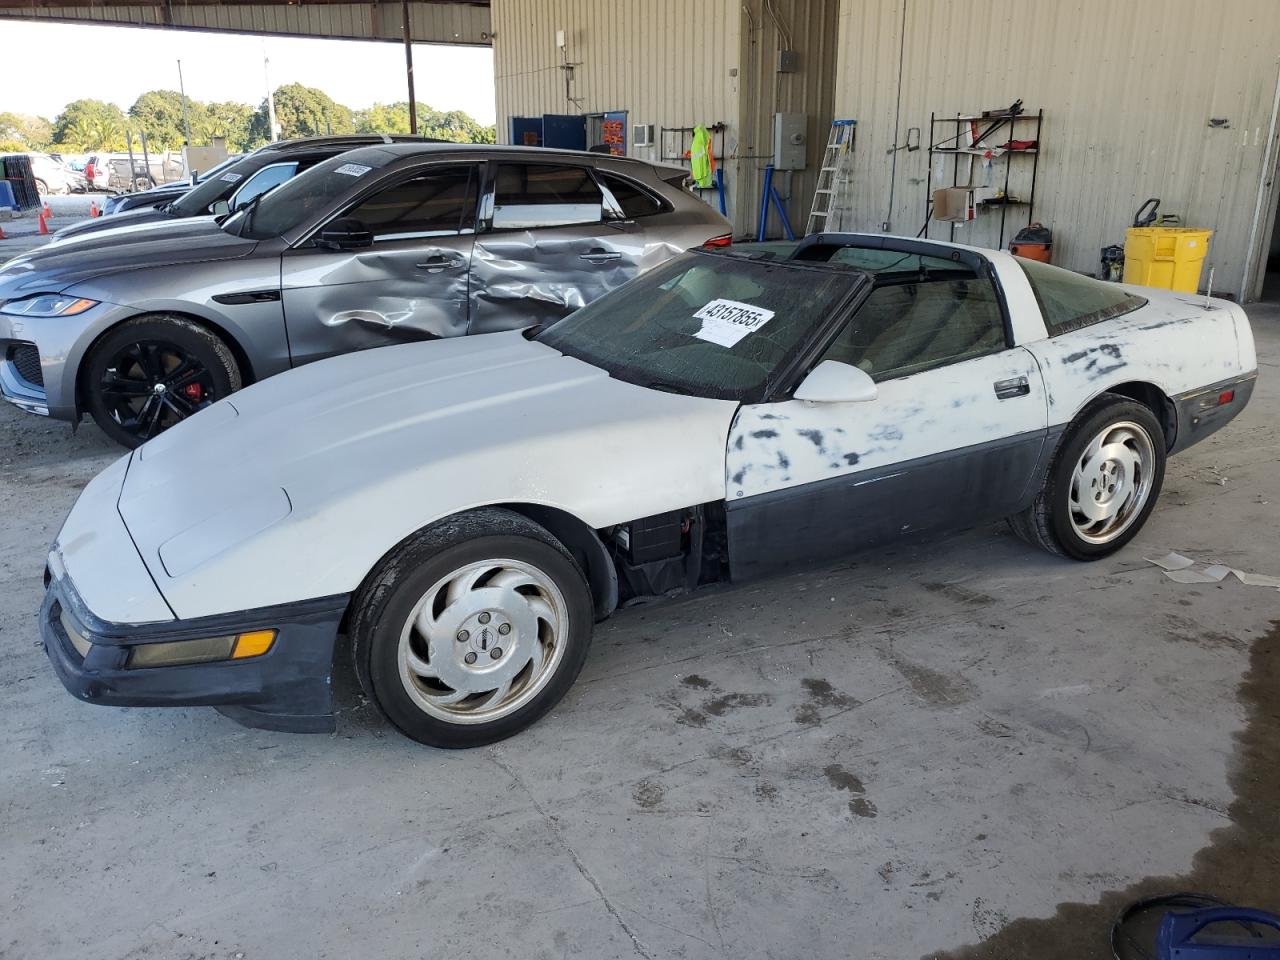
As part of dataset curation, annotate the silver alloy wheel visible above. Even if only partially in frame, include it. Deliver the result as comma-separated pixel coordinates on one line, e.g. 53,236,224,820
1068,419,1156,544
397,558,568,724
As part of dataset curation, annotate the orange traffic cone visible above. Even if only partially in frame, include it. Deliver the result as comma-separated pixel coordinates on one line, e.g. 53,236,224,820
41,200,52,219
0,224,6,239
89,201,100,218
37,211,48,235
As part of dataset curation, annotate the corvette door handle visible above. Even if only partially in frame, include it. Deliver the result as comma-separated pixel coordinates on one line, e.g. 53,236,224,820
579,248,622,263
416,256,462,273
993,376,1031,399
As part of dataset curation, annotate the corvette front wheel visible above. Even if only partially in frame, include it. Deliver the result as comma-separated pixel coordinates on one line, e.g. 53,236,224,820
350,509,595,748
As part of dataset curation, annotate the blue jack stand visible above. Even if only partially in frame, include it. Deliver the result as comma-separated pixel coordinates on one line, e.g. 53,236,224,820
755,164,795,242
1156,907,1280,959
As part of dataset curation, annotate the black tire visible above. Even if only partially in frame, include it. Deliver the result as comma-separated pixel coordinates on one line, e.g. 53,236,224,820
35,178,48,196
350,508,595,749
1008,396,1166,560
82,315,242,448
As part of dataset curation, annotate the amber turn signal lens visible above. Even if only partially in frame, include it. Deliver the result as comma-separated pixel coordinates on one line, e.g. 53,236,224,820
232,630,277,659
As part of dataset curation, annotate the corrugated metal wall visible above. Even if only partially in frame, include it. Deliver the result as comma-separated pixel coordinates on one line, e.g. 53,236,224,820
735,0,840,239
833,0,1280,298
492,0,743,219
0,3,492,45
491,0,838,236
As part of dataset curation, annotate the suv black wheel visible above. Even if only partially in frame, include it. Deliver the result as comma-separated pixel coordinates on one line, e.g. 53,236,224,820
82,315,241,448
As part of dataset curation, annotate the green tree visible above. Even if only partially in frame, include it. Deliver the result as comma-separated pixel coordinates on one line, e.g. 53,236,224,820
0,112,53,150
129,90,207,151
250,83,354,142
419,107,495,144
199,101,259,152
52,99,127,150
355,101,494,143
353,102,412,135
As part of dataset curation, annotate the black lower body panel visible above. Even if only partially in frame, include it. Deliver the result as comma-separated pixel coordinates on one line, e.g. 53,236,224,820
1169,372,1257,455
726,429,1049,581
41,575,348,734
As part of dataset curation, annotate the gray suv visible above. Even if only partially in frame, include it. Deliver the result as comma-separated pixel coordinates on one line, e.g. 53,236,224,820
0,143,731,446
56,135,437,241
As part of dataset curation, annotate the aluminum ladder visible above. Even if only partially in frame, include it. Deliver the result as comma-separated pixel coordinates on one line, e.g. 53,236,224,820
805,119,857,235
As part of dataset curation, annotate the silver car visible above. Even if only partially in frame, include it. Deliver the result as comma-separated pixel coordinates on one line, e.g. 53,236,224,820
0,143,731,446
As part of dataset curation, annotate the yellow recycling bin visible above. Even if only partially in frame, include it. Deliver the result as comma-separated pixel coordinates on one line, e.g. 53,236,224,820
1122,227,1213,293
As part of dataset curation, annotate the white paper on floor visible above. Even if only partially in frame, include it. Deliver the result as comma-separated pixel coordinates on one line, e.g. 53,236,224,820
1145,554,1280,590
1144,552,1196,571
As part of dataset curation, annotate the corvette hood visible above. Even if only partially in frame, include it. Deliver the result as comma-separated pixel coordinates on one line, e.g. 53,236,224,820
118,331,739,618
0,217,255,301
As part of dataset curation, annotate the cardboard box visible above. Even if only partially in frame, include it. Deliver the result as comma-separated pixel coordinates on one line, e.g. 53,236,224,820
933,187,975,223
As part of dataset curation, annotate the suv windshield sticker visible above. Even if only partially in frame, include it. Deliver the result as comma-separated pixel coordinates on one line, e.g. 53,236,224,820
334,163,373,178
692,299,776,347
219,173,243,182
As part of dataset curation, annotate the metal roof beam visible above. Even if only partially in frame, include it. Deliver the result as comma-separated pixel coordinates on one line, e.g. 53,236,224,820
0,1,493,46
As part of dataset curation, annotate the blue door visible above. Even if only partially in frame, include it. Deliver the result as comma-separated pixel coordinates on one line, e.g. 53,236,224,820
510,117,543,147
542,114,587,150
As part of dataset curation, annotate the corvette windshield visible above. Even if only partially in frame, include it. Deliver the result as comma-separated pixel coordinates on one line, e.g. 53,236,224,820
537,252,866,402
224,149,395,240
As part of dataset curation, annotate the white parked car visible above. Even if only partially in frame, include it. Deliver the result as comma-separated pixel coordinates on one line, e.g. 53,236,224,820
40,235,1257,747
28,153,81,195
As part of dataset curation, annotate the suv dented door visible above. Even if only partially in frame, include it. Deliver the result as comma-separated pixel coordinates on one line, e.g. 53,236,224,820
468,160,669,334
279,163,480,365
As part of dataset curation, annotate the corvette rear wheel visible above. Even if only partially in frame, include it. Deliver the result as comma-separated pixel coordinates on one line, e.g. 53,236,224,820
1009,397,1166,560
351,509,594,748
83,316,241,448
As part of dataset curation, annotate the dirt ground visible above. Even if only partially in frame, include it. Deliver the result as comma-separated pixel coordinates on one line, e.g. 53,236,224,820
0,306,1277,960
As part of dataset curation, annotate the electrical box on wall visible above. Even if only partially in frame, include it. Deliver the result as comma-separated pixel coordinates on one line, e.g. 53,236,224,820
777,49,799,73
632,123,654,146
773,112,807,170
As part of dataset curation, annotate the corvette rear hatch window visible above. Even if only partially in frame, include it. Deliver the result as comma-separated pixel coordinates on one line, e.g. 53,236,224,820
1017,257,1146,334
536,251,867,402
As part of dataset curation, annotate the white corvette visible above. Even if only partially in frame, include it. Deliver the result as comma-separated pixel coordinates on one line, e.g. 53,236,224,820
41,235,1257,747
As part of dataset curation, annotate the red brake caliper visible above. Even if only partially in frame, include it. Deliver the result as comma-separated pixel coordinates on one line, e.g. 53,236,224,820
182,383,204,402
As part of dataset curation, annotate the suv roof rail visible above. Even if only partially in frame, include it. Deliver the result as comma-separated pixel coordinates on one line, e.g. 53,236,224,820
266,133,447,151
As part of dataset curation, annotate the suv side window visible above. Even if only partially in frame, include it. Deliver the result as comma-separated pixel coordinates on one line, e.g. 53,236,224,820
817,263,1005,381
598,172,665,219
345,166,479,241
492,164,603,229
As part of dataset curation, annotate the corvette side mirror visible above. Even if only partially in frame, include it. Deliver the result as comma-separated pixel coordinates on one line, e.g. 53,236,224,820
209,200,230,216
318,218,374,251
794,360,878,403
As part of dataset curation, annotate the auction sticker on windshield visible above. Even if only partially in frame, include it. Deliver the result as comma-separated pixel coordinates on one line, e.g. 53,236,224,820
219,173,243,182
692,299,775,347
334,163,373,177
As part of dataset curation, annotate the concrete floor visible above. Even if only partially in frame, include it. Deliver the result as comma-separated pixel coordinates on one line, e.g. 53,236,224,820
1,309,1278,960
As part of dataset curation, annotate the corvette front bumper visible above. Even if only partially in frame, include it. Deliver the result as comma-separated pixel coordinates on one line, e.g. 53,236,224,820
41,570,349,734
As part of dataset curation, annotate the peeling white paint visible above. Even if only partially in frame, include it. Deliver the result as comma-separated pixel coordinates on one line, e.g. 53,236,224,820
727,347,1047,499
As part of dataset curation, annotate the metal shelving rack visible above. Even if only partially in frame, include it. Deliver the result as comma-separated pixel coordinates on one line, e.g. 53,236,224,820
924,107,1043,249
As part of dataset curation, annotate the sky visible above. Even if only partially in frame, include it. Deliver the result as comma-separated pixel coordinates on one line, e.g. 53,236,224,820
2,21,496,123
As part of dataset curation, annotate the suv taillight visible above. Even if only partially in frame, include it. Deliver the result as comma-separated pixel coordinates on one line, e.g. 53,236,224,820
702,234,732,249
